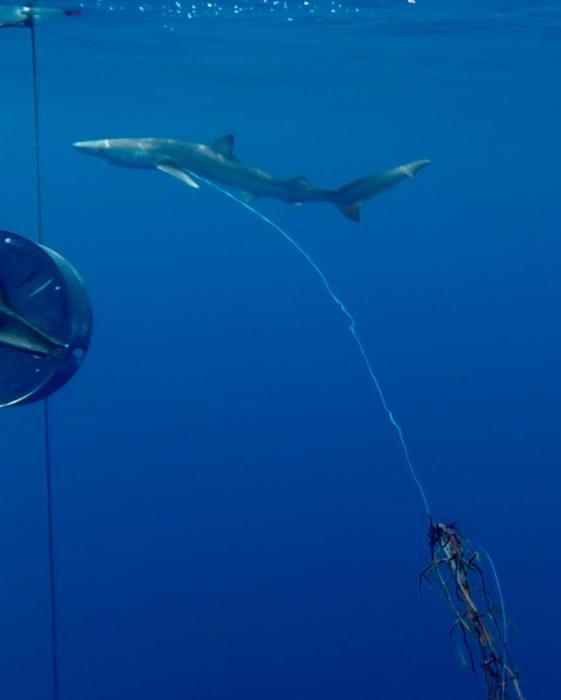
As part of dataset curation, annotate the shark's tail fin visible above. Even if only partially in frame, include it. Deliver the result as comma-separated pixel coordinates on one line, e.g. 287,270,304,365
335,159,430,223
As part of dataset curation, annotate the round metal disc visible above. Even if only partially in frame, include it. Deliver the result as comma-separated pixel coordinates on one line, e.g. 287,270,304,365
0,231,92,407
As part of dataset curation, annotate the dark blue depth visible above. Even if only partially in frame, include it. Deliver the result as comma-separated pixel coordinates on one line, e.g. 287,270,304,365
0,2,559,699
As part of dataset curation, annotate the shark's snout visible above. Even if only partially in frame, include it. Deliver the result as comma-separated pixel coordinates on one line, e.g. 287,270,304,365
73,140,106,154
72,138,157,169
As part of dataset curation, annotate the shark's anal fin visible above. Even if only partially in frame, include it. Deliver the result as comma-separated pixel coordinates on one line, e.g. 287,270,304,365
157,164,200,189
212,134,237,161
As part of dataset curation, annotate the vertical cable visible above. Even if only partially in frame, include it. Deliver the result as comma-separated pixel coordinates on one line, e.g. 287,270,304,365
29,17,43,243
29,15,60,700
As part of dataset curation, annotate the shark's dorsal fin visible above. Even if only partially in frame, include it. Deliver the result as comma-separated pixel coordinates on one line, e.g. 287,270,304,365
212,134,237,160
288,176,314,189
157,164,200,189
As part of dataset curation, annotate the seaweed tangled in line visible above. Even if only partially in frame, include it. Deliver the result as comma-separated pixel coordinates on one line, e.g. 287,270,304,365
421,522,525,700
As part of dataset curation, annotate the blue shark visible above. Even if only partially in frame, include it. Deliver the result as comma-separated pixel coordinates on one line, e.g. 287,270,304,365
73,135,429,223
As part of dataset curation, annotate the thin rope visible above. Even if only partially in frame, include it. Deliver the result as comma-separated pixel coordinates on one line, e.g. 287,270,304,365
29,16,60,700
29,17,44,244
197,177,432,520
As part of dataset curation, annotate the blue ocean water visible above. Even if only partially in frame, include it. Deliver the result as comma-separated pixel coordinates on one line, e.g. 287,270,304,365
0,1,560,698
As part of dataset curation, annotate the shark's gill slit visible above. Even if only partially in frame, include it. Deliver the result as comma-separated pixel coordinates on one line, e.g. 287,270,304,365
197,174,432,518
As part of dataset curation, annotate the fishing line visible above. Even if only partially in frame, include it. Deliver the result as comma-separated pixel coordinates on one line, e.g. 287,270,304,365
197,175,432,520
28,13,60,700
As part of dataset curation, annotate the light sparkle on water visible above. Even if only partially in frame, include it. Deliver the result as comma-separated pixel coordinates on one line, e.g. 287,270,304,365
91,0,418,21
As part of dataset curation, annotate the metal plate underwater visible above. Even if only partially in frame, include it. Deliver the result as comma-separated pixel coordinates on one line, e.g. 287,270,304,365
0,231,92,407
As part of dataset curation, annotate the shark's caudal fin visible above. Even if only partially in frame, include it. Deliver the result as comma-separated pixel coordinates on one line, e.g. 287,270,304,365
335,159,430,223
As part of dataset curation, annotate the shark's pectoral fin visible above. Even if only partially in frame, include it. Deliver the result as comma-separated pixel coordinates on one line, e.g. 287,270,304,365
212,134,238,161
157,164,200,189
239,191,258,205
